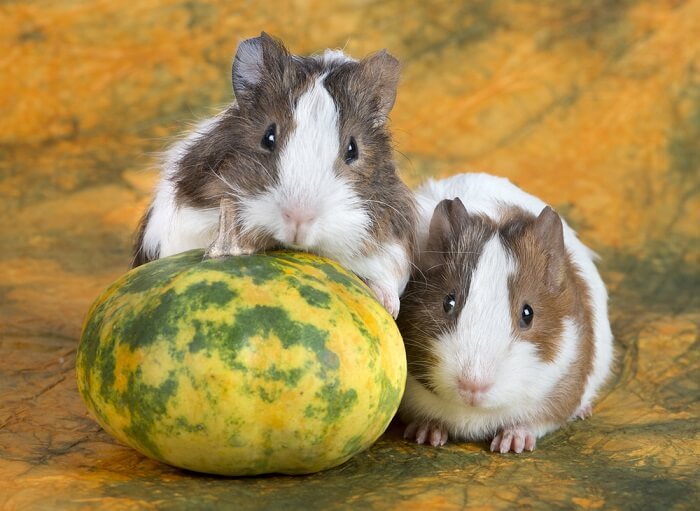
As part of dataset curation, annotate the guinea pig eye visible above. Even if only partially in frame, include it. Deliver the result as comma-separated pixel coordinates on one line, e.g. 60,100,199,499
344,137,358,164
443,293,456,314
520,304,534,328
261,124,276,151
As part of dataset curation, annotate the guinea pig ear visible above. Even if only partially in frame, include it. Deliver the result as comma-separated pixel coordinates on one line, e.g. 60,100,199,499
357,50,400,126
533,206,566,292
231,32,289,102
426,198,469,256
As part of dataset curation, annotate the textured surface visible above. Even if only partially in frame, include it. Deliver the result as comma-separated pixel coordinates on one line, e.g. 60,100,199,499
1,0,698,509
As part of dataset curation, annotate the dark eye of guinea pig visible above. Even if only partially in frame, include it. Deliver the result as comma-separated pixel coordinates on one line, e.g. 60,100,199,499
345,137,358,164
261,124,276,151
520,304,534,328
443,293,456,314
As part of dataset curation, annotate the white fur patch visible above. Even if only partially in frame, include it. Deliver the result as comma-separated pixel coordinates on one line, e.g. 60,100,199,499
319,49,356,65
239,76,371,259
432,236,516,399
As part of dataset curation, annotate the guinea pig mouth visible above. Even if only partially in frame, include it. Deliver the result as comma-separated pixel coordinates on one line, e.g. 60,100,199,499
278,224,320,249
459,398,502,412
458,394,490,409
452,387,505,411
280,232,319,250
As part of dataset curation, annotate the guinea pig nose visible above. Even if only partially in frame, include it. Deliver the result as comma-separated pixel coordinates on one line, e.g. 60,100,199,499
282,206,316,225
457,377,493,395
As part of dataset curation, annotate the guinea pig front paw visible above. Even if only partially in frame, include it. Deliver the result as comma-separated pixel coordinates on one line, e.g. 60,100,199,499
403,421,449,447
367,281,400,319
572,403,593,420
490,427,536,454
204,240,255,259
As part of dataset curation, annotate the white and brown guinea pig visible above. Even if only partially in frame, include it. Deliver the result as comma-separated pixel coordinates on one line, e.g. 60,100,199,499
132,33,417,318
397,173,613,453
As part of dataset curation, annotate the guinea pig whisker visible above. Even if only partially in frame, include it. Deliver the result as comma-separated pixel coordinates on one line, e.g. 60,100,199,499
364,199,410,223
237,152,276,183
408,262,427,284
404,320,444,341
422,314,450,336
403,323,436,339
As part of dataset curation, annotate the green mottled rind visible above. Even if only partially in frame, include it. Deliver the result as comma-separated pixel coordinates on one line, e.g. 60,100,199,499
76,250,406,476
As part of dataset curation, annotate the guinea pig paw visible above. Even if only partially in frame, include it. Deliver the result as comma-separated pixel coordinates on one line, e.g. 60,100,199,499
572,404,593,420
404,421,448,447
204,241,254,259
490,427,536,454
367,281,400,319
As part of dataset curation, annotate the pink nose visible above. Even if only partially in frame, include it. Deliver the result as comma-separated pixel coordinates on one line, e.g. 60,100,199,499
282,207,315,226
457,377,493,394
282,207,316,243
457,376,493,406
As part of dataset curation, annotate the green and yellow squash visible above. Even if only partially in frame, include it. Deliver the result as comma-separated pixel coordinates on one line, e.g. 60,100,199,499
76,250,406,476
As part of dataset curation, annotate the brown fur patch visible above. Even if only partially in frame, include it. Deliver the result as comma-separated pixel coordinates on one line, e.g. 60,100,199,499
499,206,595,421
324,53,416,255
131,205,156,268
397,199,496,391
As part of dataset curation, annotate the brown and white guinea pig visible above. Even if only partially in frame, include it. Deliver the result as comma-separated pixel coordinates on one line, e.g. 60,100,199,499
132,33,417,318
397,173,613,453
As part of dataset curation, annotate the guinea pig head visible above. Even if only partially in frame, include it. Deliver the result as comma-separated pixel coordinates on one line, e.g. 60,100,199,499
223,32,402,258
398,199,577,413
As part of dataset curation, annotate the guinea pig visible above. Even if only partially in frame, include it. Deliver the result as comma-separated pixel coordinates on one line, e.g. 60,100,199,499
397,173,613,453
131,32,417,318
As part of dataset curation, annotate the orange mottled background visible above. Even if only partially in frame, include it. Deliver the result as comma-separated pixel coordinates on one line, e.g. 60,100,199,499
1,1,698,509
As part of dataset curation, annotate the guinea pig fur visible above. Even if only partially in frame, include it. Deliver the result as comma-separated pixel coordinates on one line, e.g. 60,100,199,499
132,32,417,318
397,173,613,453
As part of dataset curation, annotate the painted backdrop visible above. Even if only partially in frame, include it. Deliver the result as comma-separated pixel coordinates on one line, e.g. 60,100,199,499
1,1,698,509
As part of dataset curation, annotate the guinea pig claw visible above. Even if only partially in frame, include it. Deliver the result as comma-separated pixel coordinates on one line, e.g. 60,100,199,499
404,421,448,447
572,404,593,420
490,427,536,454
415,424,429,444
204,239,255,259
430,426,449,447
367,282,400,319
